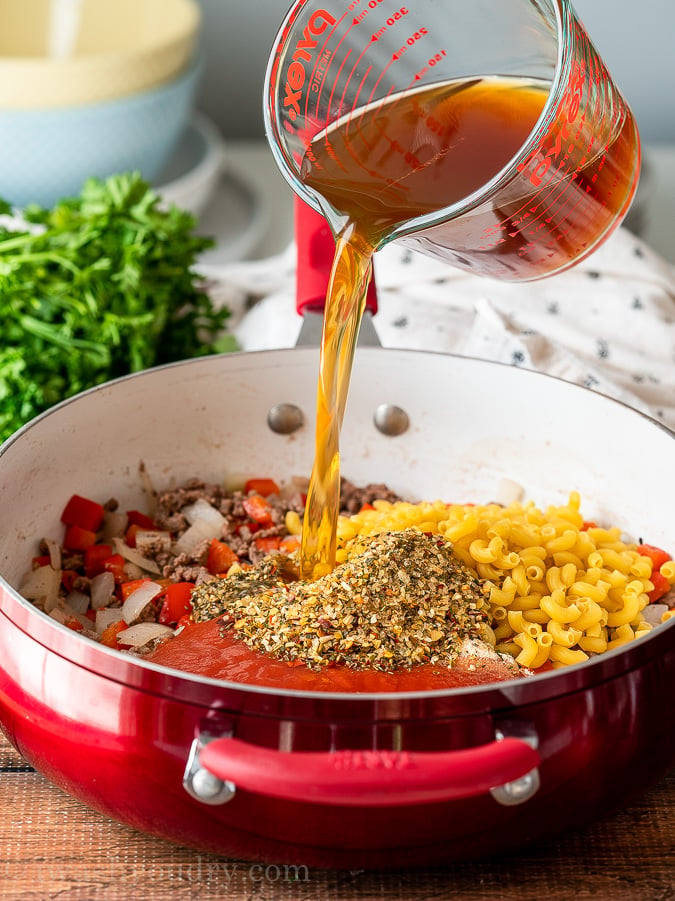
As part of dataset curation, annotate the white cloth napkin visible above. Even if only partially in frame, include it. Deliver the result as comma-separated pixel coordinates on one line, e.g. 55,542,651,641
199,226,675,432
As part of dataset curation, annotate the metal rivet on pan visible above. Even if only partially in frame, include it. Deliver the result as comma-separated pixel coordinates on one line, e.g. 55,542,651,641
183,736,237,806
373,404,410,437
267,403,305,435
190,768,237,805
489,768,541,806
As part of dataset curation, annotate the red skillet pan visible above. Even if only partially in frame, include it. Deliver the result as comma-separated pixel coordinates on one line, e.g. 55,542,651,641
0,207,673,868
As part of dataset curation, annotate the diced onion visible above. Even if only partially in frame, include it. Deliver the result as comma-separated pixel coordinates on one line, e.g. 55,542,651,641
49,608,69,625
19,565,61,611
134,530,172,554
174,518,221,555
95,607,124,635
182,497,225,528
279,475,309,500
44,537,62,571
62,602,93,630
173,498,227,555
121,580,164,624
112,536,161,574
50,602,92,630
123,562,145,582
139,461,157,516
222,473,248,493
65,589,90,615
642,604,668,626
495,478,525,506
90,571,115,609
117,622,173,647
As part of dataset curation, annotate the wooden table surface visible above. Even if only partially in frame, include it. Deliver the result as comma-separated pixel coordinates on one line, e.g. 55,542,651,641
0,731,673,901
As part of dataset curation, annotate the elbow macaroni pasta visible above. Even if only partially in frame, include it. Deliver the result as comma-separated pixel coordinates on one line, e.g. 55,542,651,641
337,490,673,672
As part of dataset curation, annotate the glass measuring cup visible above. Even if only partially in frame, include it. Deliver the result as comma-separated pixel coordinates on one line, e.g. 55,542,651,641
263,0,641,281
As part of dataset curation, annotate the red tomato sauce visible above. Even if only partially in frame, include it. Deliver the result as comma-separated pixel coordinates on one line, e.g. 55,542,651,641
146,618,519,692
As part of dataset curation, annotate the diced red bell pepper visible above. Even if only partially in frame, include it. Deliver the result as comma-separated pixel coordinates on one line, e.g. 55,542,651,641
61,570,79,593
176,614,194,631
103,553,127,583
242,495,274,527
254,536,282,553
581,520,597,531
648,570,672,603
206,539,239,575
63,524,98,551
100,621,129,649
32,555,51,567
158,582,195,626
244,478,280,497
65,619,84,632
280,535,301,554
120,578,153,600
637,543,672,571
125,523,142,548
359,503,375,512
234,520,260,536
61,494,105,532
120,577,171,599
536,661,555,672
84,543,113,578
126,510,156,529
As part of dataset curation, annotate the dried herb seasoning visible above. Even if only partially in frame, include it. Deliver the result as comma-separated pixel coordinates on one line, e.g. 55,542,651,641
189,529,490,671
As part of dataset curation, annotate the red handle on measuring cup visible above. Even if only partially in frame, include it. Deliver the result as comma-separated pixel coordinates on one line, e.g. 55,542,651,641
199,735,540,807
295,197,378,317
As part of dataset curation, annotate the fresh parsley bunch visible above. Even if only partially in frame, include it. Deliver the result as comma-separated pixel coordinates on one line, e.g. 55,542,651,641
0,172,236,442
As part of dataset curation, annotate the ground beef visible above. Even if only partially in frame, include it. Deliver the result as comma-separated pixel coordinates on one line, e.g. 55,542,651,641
339,480,402,514
147,478,402,580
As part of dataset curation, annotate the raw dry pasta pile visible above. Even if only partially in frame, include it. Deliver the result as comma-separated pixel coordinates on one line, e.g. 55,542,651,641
334,491,675,669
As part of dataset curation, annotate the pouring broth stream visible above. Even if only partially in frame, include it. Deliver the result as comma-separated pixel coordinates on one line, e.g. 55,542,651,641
297,75,639,578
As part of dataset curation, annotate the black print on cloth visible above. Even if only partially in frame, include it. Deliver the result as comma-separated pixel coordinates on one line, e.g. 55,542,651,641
634,245,645,258
392,317,408,329
632,296,644,310
547,301,560,315
584,374,600,388
400,250,414,265
587,271,601,280
597,339,610,359
511,350,525,365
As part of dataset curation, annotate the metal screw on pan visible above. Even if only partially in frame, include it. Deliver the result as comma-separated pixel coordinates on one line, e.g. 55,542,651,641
373,404,410,437
489,722,541,806
267,403,305,435
183,732,237,806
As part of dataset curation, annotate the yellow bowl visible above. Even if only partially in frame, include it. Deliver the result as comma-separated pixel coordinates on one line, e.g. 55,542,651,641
0,0,200,109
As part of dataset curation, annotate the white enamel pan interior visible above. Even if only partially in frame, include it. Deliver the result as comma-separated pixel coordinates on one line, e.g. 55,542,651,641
0,348,673,603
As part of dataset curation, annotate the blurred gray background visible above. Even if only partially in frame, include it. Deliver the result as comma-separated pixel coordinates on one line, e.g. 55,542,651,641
194,0,675,144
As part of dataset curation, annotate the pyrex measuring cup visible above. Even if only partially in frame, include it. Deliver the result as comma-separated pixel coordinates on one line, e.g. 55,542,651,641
264,0,641,281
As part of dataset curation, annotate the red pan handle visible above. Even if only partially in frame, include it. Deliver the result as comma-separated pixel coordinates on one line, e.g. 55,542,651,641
295,197,378,316
199,736,540,807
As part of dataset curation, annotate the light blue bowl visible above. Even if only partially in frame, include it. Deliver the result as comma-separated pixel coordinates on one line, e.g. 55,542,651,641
0,55,203,209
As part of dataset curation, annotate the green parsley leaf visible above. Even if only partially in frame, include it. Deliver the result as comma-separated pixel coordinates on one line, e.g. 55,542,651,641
0,172,236,442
